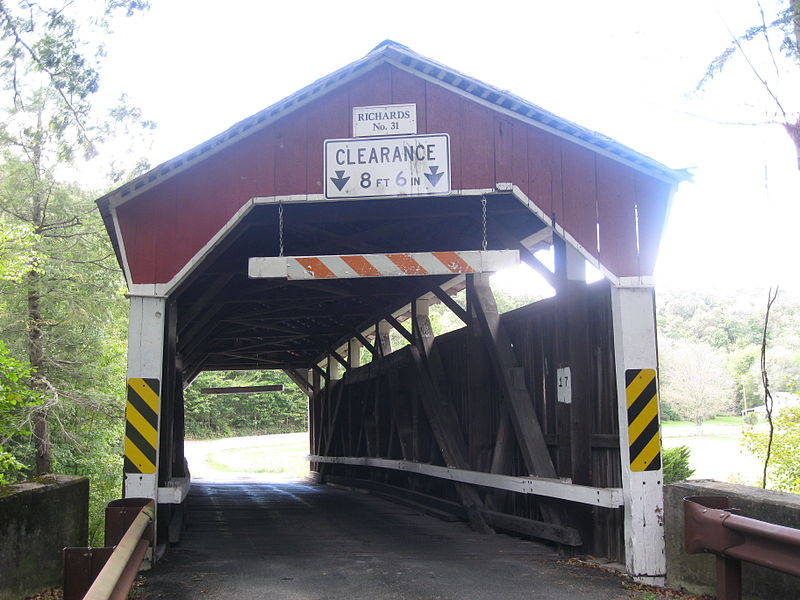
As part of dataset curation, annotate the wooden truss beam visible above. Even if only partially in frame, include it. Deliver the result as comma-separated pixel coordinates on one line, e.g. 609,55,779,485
468,274,558,480
200,385,284,394
284,368,313,395
408,344,492,534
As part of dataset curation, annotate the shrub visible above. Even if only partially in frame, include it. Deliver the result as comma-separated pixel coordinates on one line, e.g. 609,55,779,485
742,406,800,493
663,445,695,483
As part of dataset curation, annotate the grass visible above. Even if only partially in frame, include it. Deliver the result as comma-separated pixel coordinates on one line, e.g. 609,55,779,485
662,415,745,428
203,435,309,478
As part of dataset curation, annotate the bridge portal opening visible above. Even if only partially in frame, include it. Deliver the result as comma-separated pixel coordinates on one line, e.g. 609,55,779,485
97,42,685,582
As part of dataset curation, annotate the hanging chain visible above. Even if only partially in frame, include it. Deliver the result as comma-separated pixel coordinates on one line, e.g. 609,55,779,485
278,202,284,257
481,196,488,251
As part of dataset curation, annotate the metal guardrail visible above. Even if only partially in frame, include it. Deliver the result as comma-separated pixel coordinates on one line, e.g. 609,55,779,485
684,495,800,600
63,498,154,600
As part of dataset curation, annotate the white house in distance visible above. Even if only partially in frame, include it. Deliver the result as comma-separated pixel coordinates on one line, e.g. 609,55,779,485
742,392,800,418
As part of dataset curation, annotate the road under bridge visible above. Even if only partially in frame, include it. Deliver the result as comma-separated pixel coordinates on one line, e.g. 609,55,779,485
142,479,638,600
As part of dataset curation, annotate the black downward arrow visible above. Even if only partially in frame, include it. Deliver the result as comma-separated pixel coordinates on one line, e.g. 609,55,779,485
424,166,444,187
330,170,350,191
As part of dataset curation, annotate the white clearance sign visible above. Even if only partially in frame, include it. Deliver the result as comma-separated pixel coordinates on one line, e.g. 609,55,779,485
324,134,451,200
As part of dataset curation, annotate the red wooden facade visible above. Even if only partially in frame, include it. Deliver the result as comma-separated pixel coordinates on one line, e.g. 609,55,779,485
101,43,682,289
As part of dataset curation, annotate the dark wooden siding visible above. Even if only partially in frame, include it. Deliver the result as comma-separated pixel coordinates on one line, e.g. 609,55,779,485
312,281,625,561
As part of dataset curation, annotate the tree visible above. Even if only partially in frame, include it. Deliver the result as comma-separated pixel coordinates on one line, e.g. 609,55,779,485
0,0,149,474
742,404,800,492
184,370,308,439
0,339,39,482
659,338,735,425
698,1,800,169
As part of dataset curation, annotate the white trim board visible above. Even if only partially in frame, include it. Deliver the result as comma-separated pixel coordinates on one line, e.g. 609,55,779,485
309,455,624,508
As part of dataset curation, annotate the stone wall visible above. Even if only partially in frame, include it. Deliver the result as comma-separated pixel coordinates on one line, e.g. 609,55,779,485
665,480,800,599
0,475,88,600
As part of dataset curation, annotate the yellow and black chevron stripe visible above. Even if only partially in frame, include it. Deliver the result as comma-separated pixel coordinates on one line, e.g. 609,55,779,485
625,368,661,472
124,378,160,474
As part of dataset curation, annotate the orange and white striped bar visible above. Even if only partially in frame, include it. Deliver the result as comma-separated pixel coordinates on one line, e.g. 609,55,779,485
249,250,519,280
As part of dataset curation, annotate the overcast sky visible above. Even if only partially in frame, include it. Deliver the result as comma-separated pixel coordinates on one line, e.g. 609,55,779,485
94,0,800,293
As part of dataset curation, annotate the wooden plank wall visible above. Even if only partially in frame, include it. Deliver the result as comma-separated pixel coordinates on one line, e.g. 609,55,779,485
311,280,624,561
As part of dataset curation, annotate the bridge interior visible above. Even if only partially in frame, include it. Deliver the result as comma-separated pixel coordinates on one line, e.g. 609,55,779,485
173,192,545,377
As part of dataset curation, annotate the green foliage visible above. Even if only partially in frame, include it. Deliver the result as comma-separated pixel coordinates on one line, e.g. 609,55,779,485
656,288,800,417
0,0,149,535
52,412,124,545
697,1,800,91
662,445,695,484
184,370,308,439
659,338,734,425
742,405,800,493
0,339,39,483
0,222,38,282
659,403,681,422
0,0,151,157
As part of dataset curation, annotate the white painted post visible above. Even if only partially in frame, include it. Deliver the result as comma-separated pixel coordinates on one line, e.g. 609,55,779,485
610,284,665,585
124,295,166,501
348,338,362,368
328,354,341,381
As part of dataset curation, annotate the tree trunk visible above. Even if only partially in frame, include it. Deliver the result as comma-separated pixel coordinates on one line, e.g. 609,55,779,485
28,123,52,475
28,267,51,474
784,119,800,171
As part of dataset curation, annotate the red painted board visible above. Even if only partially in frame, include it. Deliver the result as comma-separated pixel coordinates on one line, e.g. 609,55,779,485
493,117,513,185
560,140,598,261
348,64,393,117
305,88,350,195
635,173,672,276
274,110,309,197
596,155,638,277
391,68,427,133
459,100,494,190
511,121,529,193
425,81,462,190
236,130,276,199
526,126,556,218
118,185,164,284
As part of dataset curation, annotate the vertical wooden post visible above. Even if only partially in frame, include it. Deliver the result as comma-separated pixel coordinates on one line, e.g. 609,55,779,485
124,295,166,563
348,338,362,368
611,284,665,584
412,298,433,354
328,354,341,381
554,239,594,549
376,320,392,357
311,368,321,469
124,296,165,498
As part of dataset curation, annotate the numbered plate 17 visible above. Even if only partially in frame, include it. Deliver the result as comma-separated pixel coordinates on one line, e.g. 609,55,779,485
324,134,451,199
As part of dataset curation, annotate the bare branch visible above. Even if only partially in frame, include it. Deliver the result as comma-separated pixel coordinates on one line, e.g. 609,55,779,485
758,1,782,77
760,286,779,489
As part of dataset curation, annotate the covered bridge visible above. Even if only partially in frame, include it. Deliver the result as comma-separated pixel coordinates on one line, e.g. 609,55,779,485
96,41,686,584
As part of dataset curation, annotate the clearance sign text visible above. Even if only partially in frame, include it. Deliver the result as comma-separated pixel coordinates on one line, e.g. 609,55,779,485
324,134,451,199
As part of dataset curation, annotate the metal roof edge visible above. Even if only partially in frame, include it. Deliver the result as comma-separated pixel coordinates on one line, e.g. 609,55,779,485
95,45,393,211
378,43,689,185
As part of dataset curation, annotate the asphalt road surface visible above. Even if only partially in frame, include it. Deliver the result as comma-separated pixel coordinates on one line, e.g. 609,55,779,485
140,480,642,600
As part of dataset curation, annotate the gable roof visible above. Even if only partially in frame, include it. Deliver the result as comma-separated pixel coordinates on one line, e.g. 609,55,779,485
96,40,687,214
